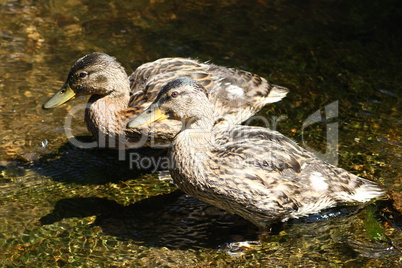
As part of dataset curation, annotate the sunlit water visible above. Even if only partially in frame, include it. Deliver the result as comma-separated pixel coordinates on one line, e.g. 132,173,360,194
1,0,401,266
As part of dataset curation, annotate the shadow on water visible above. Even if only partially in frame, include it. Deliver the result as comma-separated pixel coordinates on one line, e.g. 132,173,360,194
26,139,256,250
39,190,260,250
38,187,402,253
24,137,168,185
10,138,257,250
1,140,262,250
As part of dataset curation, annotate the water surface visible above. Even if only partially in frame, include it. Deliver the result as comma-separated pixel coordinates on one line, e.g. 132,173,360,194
1,0,401,266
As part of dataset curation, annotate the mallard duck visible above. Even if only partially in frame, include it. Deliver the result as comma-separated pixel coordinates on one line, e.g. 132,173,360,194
128,77,385,228
42,52,288,149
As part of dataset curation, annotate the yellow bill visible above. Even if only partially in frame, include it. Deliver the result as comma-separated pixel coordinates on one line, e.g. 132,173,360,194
42,83,76,109
128,104,168,128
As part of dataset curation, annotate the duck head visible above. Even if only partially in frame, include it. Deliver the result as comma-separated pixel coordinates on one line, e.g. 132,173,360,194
128,77,213,129
43,52,128,109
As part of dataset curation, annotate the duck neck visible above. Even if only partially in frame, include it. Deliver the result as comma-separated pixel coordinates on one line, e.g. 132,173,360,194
85,84,131,140
181,99,215,131
176,108,215,150
183,116,214,131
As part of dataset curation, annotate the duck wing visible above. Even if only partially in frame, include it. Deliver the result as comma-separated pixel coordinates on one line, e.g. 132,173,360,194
194,126,384,225
128,58,288,124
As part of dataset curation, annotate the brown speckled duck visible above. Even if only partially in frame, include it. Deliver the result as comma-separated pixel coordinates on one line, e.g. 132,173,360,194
42,52,288,148
128,77,385,228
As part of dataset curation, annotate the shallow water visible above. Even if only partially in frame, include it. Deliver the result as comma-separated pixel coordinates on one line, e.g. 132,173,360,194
1,0,402,266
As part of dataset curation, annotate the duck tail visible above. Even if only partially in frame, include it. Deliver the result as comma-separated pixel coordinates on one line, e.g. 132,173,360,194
264,84,289,104
331,167,385,203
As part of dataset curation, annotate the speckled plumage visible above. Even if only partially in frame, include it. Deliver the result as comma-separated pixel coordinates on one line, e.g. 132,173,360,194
43,52,288,148
129,77,385,228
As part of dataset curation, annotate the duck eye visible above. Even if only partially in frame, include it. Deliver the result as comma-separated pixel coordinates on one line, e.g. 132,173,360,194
79,72,88,78
171,91,179,98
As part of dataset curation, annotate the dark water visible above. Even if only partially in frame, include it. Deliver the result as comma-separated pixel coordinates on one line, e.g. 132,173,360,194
1,0,402,266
